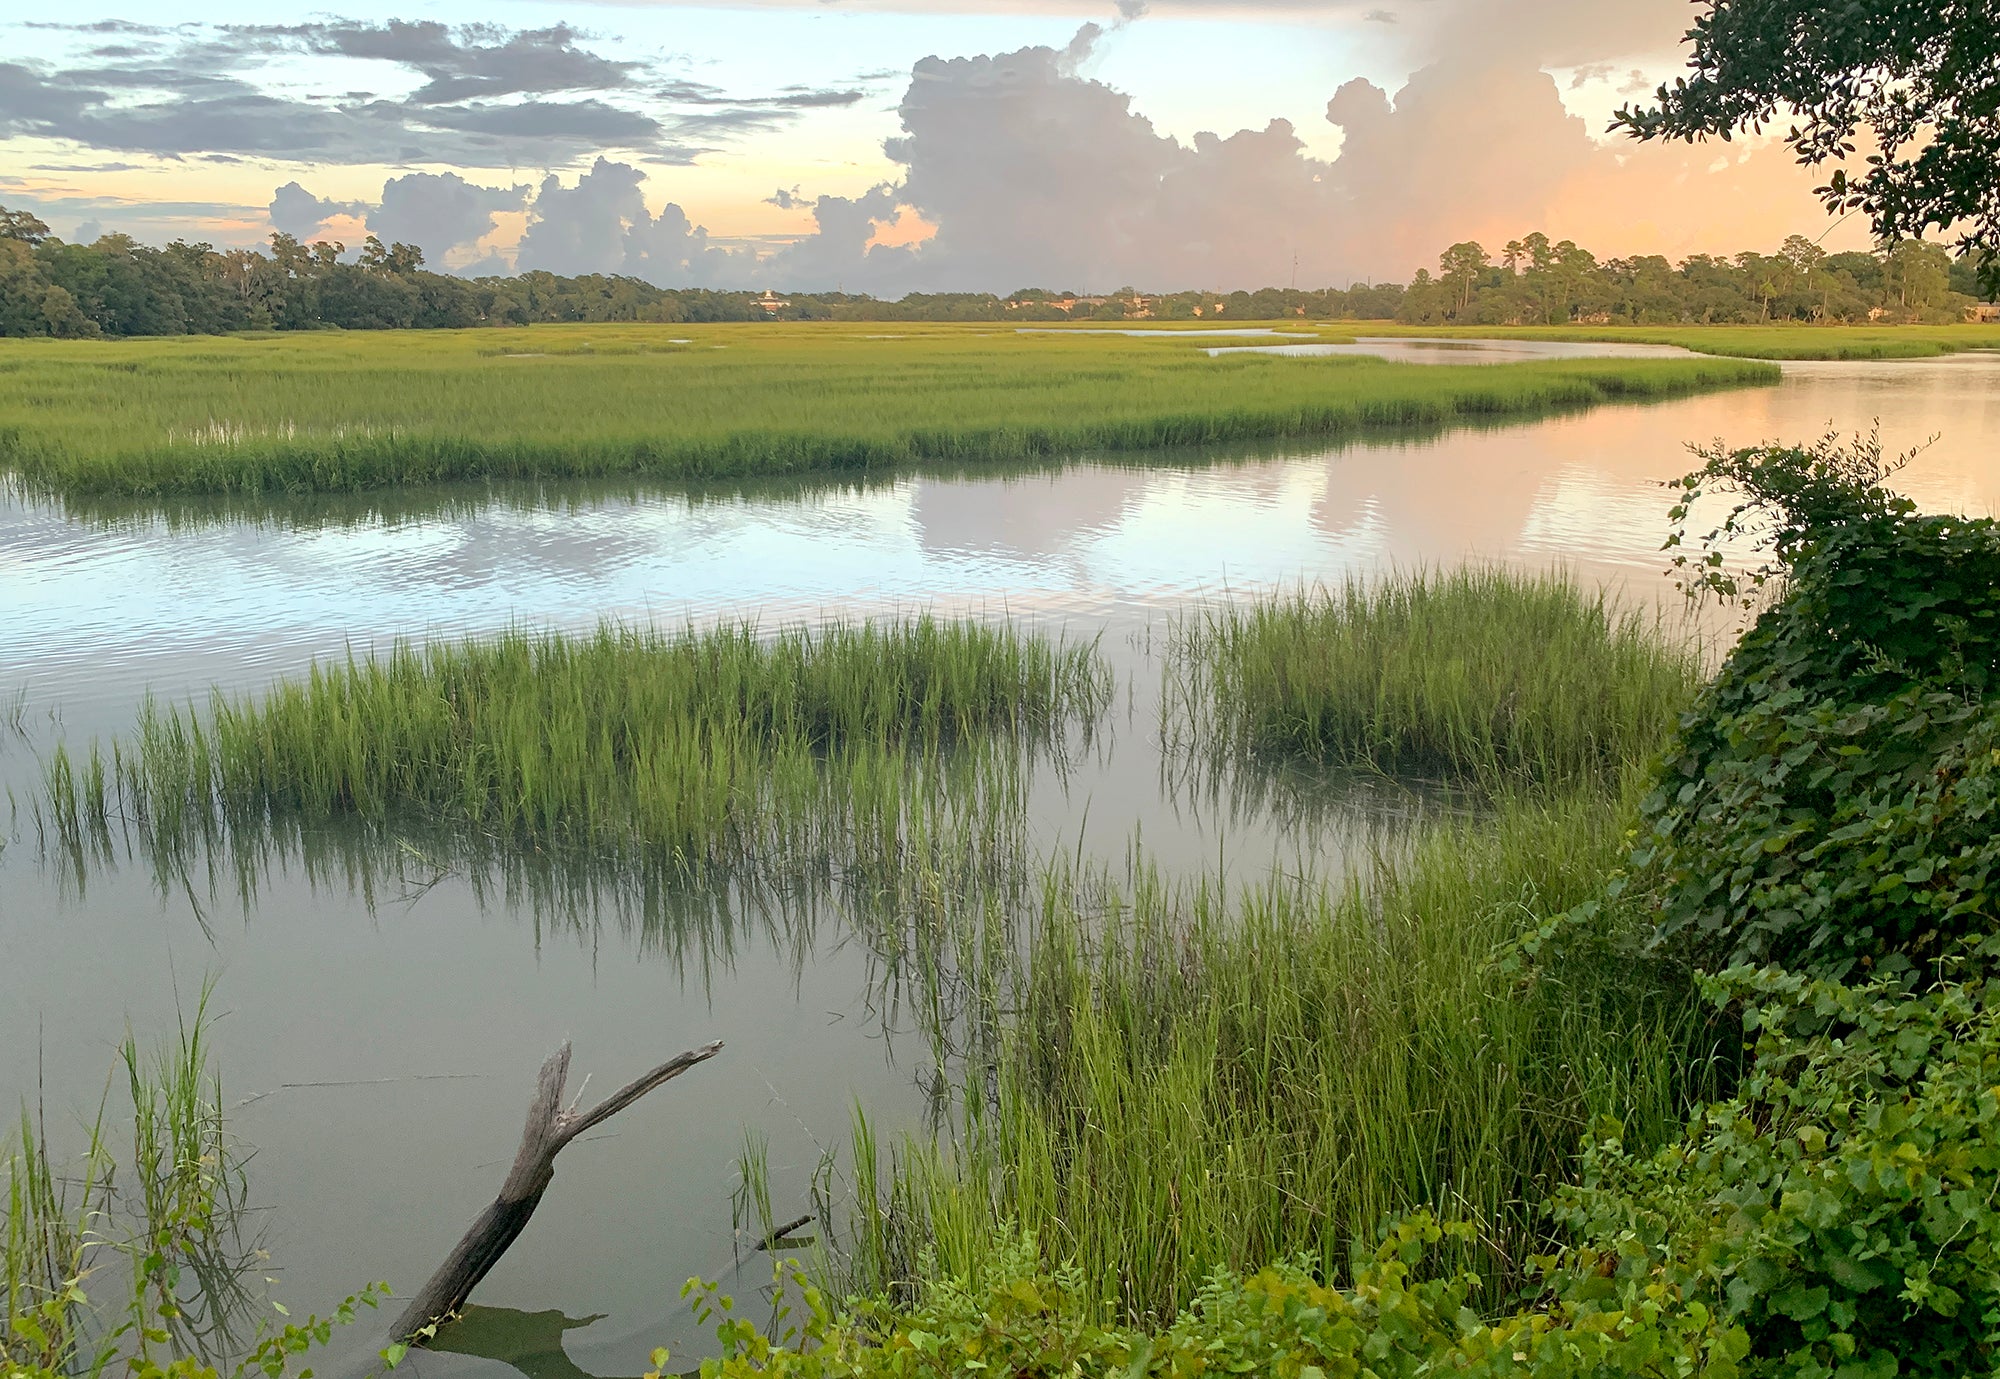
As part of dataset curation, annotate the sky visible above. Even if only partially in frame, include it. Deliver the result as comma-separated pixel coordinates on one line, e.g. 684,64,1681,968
0,0,1875,293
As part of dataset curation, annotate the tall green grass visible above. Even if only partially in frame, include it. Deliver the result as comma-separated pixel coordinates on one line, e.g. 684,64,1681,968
41,618,1110,881
739,574,1723,1321
1171,568,1700,786
0,324,1777,498
3,990,374,1378
844,785,1730,1323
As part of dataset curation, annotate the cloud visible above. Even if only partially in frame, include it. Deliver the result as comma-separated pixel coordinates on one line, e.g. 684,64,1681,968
763,183,918,290
657,78,865,109
371,171,530,260
739,4,1854,294
269,181,366,240
282,20,640,105
0,59,679,166
28,160,149,172
0,18,858,167
3,0,1859,293
515,156,751,285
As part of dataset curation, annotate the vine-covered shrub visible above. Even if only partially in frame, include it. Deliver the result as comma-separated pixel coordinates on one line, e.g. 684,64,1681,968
1560,967,2000,1378
1642,434,2000,978
669,1218,1750,1378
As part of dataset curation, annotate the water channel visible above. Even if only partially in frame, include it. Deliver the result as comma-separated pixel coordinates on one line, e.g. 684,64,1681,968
2,346,1997,1377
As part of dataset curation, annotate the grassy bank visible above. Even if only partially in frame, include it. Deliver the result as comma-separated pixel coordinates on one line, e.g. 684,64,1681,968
0,324,1776,497
1355,321,1999,359
40,617,1109,879
850,784,1726,1323
769,572,1717,1319
1170,568,1701,787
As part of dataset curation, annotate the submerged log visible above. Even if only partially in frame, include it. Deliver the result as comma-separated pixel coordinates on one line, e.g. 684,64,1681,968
753,1213,814,1252
391,1039,724,1346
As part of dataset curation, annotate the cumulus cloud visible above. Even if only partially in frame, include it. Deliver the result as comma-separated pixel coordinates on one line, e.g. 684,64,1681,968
516,156,750,285
764,184,918,291
371,171,529,261
269,181,366,240
737,0,1854,293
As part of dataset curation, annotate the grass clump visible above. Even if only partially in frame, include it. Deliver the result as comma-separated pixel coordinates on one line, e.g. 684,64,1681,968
0,323,1777,498
842,781,1728,1323
3,992,384,1379
42,617,1110,878
1173,567,1700,787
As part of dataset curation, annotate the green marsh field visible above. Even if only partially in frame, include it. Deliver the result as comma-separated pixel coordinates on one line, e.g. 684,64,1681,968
0,322,1782,498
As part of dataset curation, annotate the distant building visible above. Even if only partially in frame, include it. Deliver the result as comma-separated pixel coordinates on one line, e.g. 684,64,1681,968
756,289,791,314
1968,302,2000,323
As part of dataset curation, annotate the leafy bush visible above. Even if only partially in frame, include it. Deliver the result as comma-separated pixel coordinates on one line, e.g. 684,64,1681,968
1642,433,2000,978
669,1217,1750,1378
1559,967,2000,1377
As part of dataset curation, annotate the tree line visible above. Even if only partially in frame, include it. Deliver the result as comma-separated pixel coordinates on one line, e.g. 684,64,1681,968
0,203,1991,339
1399,231,1989,327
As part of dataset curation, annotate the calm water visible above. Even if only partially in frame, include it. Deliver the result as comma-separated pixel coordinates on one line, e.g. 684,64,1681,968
1204,336,1702,363
3,348,1998,1376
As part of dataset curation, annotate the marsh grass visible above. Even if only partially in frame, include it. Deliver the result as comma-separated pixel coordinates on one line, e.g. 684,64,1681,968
0,325,1778,498
1,990,335,1378
1354,322,1998,361
40,617,1111,885
711,574,1726,1322
839,782,1731,1324
1170,569,1701,788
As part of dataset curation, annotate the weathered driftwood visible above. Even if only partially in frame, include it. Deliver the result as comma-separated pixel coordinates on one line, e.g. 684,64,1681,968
753,1214,814,1252
392,1039,724,1345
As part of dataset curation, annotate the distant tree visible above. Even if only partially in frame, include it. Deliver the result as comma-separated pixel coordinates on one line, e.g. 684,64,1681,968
1882,238,1953,312
1397,268,1451,324
1,207,52,244
1553,241,1600,320
359,235,426,275
1779,234,1829,316
268,232,311,276
1735,250,1787,321
1615,0,2000,291
1950,253,1996,302
485,293,530,326
0,239,54,334
1437,241,1491,317
40,284,99,338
